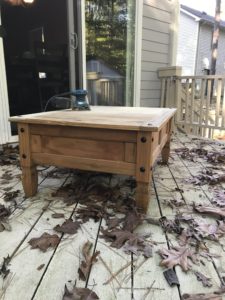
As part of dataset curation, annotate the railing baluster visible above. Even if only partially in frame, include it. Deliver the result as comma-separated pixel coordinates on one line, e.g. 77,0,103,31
165,78,171,107
185,79,189,132
190,79,195,125
215,79,222,127
222,79,225,127
160,78,166,107
205,79,211,127
176,78,182,123
199,79,206,136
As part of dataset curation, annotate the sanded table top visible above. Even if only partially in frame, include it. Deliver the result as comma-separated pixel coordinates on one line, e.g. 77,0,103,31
9,106,176,132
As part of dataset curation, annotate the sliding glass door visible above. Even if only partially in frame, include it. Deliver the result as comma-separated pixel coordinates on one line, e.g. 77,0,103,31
85,0,136,106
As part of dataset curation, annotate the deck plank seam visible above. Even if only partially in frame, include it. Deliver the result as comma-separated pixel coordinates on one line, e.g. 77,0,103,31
31,174,79,300
152,175,182,299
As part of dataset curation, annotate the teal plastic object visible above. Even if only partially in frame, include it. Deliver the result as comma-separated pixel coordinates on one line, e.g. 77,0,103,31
72,89,90,110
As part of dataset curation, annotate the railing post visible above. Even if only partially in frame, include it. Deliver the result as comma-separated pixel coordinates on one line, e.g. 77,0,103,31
158,66,182,108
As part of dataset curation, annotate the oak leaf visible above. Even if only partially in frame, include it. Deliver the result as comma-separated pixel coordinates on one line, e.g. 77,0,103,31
28,233,60,252
100,229,142,249
158,246,194,272
54,219,80,234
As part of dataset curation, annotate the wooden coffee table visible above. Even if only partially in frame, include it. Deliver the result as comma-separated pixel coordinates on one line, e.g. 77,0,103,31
9,106,176,212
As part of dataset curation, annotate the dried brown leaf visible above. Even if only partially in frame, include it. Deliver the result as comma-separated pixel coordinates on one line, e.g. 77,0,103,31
78,241,100,281
28,233,60,252
100,229,142,249
51,213,65,219
122,210,142,231
212,190,225,207
106,217,123,230
194,271,212,287
54,219,80,234
63,285,99,300
0,204,10,219
37,264,45,271
159,246,194,272
3,190,20,202
182,293,222,300
194,204,225,218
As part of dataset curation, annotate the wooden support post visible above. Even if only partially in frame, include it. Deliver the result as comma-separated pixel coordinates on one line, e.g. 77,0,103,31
161,119,172,163
135,131,153,212
161,141,170,163
136,182,151,212
18,123,38,197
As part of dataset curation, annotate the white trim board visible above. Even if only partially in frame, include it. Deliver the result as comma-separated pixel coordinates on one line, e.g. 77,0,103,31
133,0,143,107
0,12,11,145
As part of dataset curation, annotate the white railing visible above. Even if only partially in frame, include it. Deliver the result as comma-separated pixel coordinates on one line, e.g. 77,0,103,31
159,68,225,139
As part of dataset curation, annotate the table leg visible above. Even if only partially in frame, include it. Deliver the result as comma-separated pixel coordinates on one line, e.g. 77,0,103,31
22,166,38,197
136,181,151,212
161,140,170,163
135,132,153,213
18,123,38,198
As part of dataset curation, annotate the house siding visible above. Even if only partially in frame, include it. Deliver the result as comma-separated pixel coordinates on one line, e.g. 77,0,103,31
195,23,225,75
176,11,199,75
140,0,179,107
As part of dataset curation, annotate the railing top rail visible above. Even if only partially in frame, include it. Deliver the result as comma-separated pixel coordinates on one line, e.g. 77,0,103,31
179,75,225,79
176,75,225,80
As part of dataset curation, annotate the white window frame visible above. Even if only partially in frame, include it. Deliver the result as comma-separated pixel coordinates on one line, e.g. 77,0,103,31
133,0,143,107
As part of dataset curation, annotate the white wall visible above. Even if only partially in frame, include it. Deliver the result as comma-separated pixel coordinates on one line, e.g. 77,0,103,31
176,11,199,75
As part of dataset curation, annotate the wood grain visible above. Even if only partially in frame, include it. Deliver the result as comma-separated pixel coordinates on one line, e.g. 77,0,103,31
9,107,176,132
32,153,135,176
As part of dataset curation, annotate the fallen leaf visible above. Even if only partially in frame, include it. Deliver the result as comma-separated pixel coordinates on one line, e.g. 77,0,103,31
51,213,65,219
37,264,45,271
0,204,10,219
78,241,100,281
160,216,183,234
0,255,10,278
182,293,222,300
194,271,212,287
212,190,225,207
28,233,60,252
158,246,194,272
194,204,225,218
122,210,142,231
3,190,20,202
106,217,123,230
0,221,12,232
63,285,99,300
100,229,142,249
54,219,80,234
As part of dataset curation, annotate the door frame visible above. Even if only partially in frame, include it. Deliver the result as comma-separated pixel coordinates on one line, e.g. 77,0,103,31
0,0,142,145
0,13,13,145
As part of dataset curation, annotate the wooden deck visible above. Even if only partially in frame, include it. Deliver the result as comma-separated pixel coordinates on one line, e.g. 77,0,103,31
0,134,225,300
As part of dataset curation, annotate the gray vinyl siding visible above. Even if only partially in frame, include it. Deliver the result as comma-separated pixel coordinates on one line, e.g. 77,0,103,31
140,0,178,107
195,24,225,75
176,12,199,75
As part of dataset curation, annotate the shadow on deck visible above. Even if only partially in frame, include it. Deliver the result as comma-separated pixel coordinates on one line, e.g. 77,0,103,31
0,134,225,300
